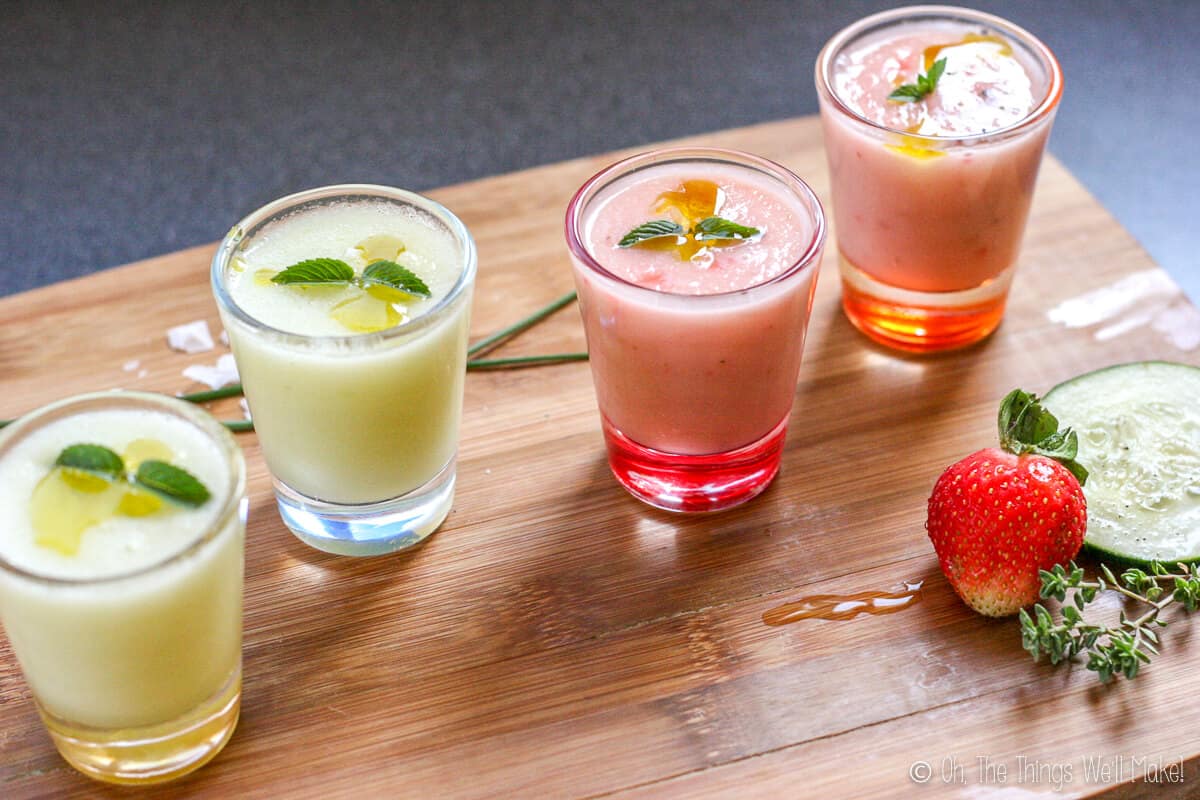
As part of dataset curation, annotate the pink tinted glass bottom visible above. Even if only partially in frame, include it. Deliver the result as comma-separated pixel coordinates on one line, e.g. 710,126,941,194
602,416,788,513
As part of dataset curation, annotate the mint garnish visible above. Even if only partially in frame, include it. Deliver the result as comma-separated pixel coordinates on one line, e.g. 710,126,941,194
618,216,760,251
618,220,685,248
362,260,431,297
270,256,431,298
52,444,211,508
56,444,125,480
271,258,356,285
692,216,760,241
134,461,211,507
888,57,947,103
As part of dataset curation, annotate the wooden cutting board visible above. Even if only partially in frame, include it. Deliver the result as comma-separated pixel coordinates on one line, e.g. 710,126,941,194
3,117,1199,799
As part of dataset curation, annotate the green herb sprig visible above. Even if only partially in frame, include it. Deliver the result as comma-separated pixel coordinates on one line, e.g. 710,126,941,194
1019,561,1200,682
467,353,588,369
618,216,760,249
0,293,589,435
692,216,761,241
888,57,947,103
618,221,684,248
272,258,430,297
56,444,211,507
467,290,578,358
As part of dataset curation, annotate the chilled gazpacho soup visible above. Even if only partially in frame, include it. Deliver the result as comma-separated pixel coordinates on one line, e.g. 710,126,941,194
0,393,244,783
816,7,1062,350
576,158,821,457
827,24,1052,292
220,196,471,506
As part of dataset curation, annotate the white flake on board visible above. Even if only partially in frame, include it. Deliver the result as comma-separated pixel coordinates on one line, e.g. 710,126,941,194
166,320,215,354
182,353,239,390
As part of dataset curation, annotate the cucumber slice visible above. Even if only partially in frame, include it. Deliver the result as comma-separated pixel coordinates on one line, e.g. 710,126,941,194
1043,361,1200,565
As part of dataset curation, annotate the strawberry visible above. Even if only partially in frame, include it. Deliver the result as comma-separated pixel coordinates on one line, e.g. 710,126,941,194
926,389,1088,617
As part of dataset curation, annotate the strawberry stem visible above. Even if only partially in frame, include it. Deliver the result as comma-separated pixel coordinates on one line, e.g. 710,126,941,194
996,389,1088,486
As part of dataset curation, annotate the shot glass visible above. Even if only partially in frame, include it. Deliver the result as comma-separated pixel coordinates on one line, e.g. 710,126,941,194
0,391,247,784
816,5,1063,351
212,185,476,556
565,147,825,512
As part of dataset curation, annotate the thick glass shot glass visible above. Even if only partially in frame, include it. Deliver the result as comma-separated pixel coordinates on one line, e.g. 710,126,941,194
0,391,247,784
816,5,1063,352
212,185,476,556
565,147,825,512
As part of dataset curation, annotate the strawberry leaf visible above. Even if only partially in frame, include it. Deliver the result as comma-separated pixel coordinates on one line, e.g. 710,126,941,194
997,389,1088,486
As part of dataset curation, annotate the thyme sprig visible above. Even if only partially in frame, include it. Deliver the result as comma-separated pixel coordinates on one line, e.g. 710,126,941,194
1019,561,1200,682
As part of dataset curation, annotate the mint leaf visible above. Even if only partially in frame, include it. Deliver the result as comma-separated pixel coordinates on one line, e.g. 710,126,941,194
134,461,211,507
56,444,125,479
271,258,355,285
888,84,928,102
692,216,761,241
925,56,947,88
361,260,431,297
270,255,432,301
50,446,213,508
618,220,685,248
888,57,947,103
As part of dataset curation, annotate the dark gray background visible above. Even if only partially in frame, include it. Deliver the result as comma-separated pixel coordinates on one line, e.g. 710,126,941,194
3,1,1197,301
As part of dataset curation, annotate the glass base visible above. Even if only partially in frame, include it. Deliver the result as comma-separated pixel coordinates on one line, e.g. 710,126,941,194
40,664,240,785
602,416,788,513
275,459,456,556
838,253,1013,352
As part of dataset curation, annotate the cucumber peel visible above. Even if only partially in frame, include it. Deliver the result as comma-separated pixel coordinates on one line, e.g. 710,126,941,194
1043,361,1200,566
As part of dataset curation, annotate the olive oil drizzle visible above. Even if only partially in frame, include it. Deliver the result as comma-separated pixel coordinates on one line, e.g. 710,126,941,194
921,33,1012,70
763,582,924,625
265,234,423,333
646,180,745,261
31,438,175,557
887,34,1016,158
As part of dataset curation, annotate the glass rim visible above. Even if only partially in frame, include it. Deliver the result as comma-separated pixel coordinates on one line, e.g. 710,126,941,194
815,4,1064,145
0,391,247,586
211,183,478,346
564,146,826,300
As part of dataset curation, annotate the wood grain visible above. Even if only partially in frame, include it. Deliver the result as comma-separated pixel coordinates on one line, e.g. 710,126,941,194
2,116,1199,799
